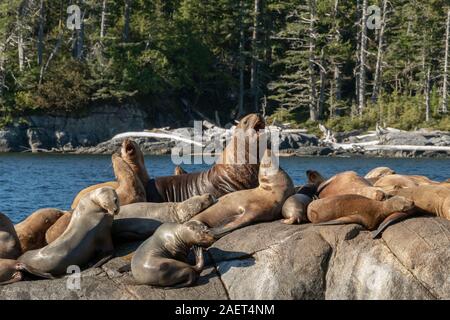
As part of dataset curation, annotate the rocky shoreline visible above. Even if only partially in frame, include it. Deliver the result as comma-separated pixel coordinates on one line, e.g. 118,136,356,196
1,216,448,300
1,105,449,158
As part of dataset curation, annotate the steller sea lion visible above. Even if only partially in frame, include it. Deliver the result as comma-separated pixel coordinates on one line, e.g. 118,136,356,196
174,166,187,175
373,174,438,193
71,139,149,209
294,170,326,198
0,258,54,285
364,167,396,183
111,153,146,206
318,171,385,201
131,220,215,287
281,194,312,224
0,213,21,259
112,194,216,241
390,185,450,220
45,211,72,244
18,187,120,276
147,113,266,202
14,208,64,253
191,148,295,237
307,194,415,236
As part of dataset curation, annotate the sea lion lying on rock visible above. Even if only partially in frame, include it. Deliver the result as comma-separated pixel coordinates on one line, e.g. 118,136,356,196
18,187,119,276
191,148,295,237
364,167,396,183
0,213,21,259
71,139,149,209
131,220,215,287
0,259,54,285
307,194,415,237
112,194,216,241
14,208,64,252
374,174,439,193
147,113,266,202
45,211,72,244
390,185,450,220
281,194,312,224
318,171,385,200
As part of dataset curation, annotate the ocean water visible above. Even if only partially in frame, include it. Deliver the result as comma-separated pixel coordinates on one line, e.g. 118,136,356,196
1,153,449,223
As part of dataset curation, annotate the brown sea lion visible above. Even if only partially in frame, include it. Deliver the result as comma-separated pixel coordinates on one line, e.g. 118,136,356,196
0,259,54,285
364,167,396,183
281,194,312,224
147,113,266,202
14,208,64,253
112,194,215,241
18,187,120,276
174,166,187,175
45,211,72,244
71,139,149,209
131,220,215,287
0,213,21,259
390,185,450,220
191,148,295,237
307,194,415,235
318,171,385,201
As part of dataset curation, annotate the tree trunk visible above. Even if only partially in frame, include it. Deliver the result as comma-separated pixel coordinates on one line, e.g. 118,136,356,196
250,0,261,113
123,0,131,42
238,0,245,117
358,0,368,114
441,9,450,113
308,0,318,122
317,50,326,118
425,66,431,122
37,0,44,65
100,0,107,39
0,43,6,98
354,0,361,108
371,0,387,103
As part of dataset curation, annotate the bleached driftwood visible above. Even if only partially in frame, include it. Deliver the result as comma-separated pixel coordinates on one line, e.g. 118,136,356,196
330,141,450,152
111,131,205,147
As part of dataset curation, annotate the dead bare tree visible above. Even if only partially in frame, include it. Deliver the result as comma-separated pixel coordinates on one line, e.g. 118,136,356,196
371,0,388,103
441,8,450,113
358,0,368,115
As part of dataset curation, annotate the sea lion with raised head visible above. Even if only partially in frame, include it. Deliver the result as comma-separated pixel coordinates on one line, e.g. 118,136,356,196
281,194,312,224
0,213,21,259
131,220,215,287
318,171,385,200
112,194,215,241
0,259,54,285
191,148,295,237
147,113,266,202
71,139,149,209
390,185,450,220
18,187,120,276
14,208,64,253
307,194,415,236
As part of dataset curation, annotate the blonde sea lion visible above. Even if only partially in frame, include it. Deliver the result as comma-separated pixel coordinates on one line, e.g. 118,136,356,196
18,187,120,276
307,194,415,237
373,174,438,193
364,167,396,183
318,171,385,200
14,208,64,253
71,139,149,209
0,213,21,259
131,221,215,287
191,148,295,237
45,211,72,244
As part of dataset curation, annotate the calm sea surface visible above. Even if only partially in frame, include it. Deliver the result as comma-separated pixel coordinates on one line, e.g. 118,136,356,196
1,153,449,223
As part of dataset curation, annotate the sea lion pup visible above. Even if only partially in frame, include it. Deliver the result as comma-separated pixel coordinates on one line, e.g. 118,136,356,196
0,259,54,285
0,213,21,259
390,185,450,220
18,187,120,276
131,220,215,287
71,152,146,209
318,171,385,201
71,138,149,209
147,113,266,202
281,194,312,224
364,167,396,183
307,194,415,233
14,208,64,253
174,166,187,175
112,194,215,241
191,148,295,237
45,211,72,244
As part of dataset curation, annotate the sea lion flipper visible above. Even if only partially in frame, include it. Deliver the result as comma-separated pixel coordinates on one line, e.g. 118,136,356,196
17,263,55,279
314,215,363,227
281,217,297,225
90,253,114,269
0,275,23,285
371,211,413,239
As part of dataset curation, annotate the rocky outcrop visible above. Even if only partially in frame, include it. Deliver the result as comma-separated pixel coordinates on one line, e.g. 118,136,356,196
1,215,448,300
